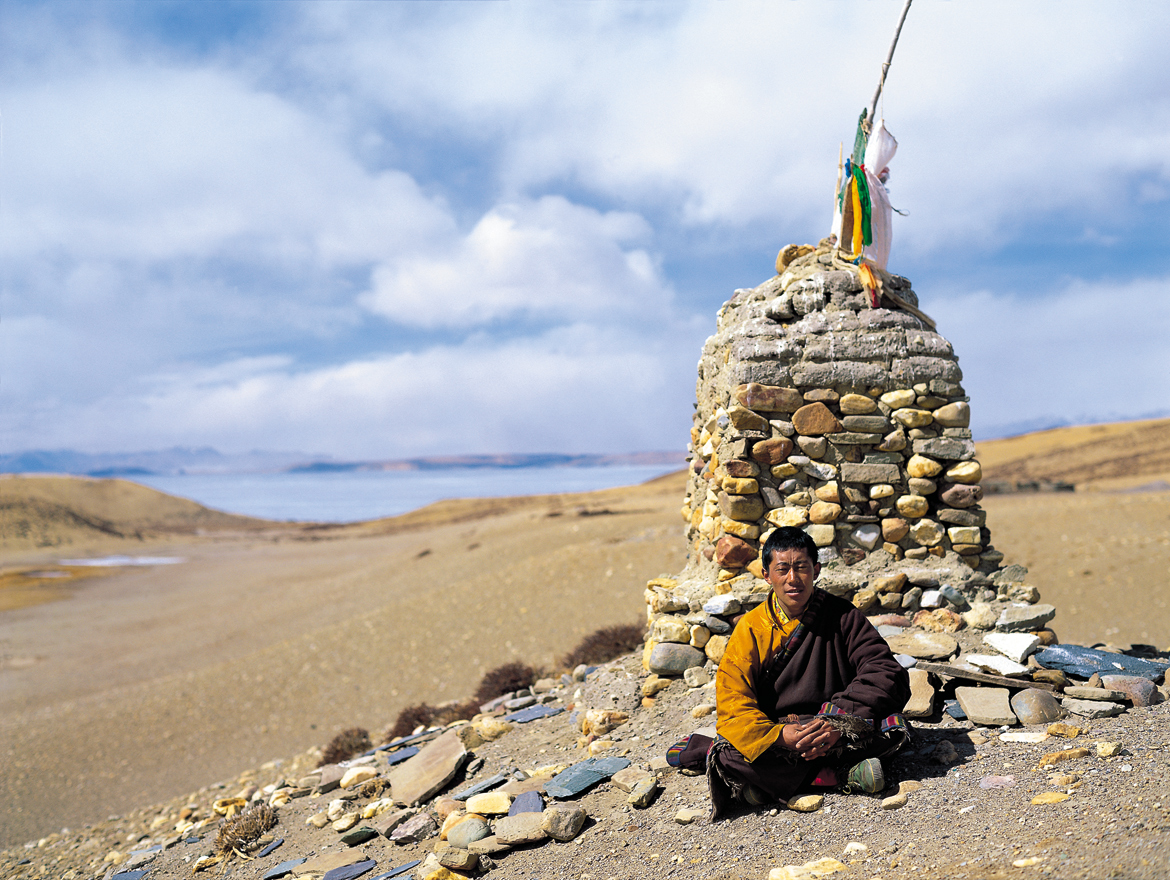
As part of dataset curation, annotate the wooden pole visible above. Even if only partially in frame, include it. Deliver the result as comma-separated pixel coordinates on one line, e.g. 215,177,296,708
866,0,914,131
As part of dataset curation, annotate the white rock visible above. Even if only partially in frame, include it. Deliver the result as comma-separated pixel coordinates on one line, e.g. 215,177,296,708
1001,731,1049,743
983,632,1041,664
852,524,881,550
703,595,741,616
919,589,943,609
963,653,1030,677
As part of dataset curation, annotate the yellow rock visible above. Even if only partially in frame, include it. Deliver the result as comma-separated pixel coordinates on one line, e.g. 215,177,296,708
839,393,877,414
583,708,629,736
898,780,924,794
747,558,766,579
805,524,835,546
1047,723,1081,738
814,481,840,503
1037,747,1090,769
1013,857,1045,867
906,454,943,478
691,703,715,718
771,463,799,478
722,518,760,540
641,674,671,697
723,477,760,495
307,812,329,828
768,857,847,880
646,577,678,590
809,501,842,524
213,797,247,817
767,507,809,527
880,389,917,409
869,483,895,499
472,717,514,742
332,812,360,831
893,407,934,428
786,794,824,812
705,635,729,664
880,792,907,810
946,460,982,484
340,766,378,789
1095,741,1123,757
1031,792,1070,805
895,495,929,518
642,639,656,671
588,740,616,756
464,791,513,815
652,616,690,643
440,809,466,838
689,625,711,649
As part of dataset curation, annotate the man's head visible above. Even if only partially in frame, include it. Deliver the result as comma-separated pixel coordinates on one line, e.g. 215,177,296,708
761,527,821,618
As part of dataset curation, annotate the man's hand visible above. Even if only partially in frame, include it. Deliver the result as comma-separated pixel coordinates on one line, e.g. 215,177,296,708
780,719,841,761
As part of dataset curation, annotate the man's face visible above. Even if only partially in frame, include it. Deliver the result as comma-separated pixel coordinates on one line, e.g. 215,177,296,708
764,547,820,617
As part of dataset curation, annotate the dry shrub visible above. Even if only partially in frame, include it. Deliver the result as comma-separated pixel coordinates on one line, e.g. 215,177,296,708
215,803,277,856
473,662,538,704
561,623,645,669
318,727,371,767
385,699,479,741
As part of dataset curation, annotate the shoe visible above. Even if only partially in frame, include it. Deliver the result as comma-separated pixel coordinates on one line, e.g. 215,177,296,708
841,758,884,794
742,784,770,806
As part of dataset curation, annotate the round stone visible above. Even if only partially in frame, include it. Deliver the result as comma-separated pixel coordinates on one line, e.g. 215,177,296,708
947,525,981,545
907,454,944,478
908,477,937,495
766,507,809,527
909,519,944,546
893,408,934,428
714,534,756,568
651,616,690,644
804,524,836,546
722,477,759,495
880,389,917,409
877,430,907,452
840,393,878,414
809,501,842,524
946,461,982,484
933,402,971,427
869,484,895,499
791,402,841,436
751,437,795,466
896,495,929,519
648,643,707,675
882,517,910,541
1010,689,1067,726
815,481,840,503
447,816,490,849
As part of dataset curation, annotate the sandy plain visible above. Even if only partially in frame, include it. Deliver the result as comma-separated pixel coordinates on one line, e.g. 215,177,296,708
1,419,1169,851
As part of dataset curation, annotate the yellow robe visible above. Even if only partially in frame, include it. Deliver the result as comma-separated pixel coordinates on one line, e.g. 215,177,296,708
715,593,800,762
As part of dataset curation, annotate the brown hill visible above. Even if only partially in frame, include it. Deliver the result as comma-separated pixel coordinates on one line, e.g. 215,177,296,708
977,416,1170,490
0,474,275,551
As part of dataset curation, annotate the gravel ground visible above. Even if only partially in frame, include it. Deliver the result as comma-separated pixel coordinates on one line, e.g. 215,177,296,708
5,649,1167,880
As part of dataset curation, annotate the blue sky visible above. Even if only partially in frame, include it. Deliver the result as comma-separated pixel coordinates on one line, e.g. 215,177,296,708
2,1,1168,460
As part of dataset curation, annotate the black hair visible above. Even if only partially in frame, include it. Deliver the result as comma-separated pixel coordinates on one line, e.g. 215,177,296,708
761,526,819,570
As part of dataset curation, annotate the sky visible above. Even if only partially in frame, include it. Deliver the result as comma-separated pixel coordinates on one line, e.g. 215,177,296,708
1,1,1168,461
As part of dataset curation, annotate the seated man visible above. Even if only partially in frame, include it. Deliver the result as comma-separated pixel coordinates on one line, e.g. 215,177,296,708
669,527,911,818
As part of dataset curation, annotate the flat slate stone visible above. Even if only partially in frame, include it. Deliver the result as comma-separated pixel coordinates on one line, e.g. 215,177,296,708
1010,688,1066,725
340,826,379,846
452,772,510,800
263,858,306,879
494,812,548,845
955,686,1017,726
903,668,934,718
296,852,367,876
1061,697,1126,718
389,729,468,805
383,746,419,767
545,756,631,799
1035,645,1166,682
322,858,377,880
257,838,284,858
995,603,1057,632
504,705,563,724
962,654,1030,677
508,790,544,815
885,631,958,660
1064,686,1127,702
369,862,420,880
110,872,148,880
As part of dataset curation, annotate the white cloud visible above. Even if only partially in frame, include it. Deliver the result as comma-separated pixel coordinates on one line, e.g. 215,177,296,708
360,196,668,329
930,274,1170,439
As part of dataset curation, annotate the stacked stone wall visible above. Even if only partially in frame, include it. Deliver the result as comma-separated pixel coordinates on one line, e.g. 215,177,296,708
642,242,1049,676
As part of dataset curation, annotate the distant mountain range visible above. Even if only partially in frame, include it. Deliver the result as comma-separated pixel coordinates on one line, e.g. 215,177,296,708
0,447,686,477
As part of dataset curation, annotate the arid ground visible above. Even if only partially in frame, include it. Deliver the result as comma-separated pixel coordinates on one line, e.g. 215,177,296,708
1,418,1168,857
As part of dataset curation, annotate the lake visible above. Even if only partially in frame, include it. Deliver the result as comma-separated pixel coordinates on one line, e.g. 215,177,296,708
133,463,684,523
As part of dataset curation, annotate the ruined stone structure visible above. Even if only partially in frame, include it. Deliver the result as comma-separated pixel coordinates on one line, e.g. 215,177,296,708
643,241,1052,676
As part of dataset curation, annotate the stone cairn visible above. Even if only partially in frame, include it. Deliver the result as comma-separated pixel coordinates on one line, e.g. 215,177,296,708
643,240,1055,678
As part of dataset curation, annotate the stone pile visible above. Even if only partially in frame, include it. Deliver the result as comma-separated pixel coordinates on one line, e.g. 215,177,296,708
644,240,1054,677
